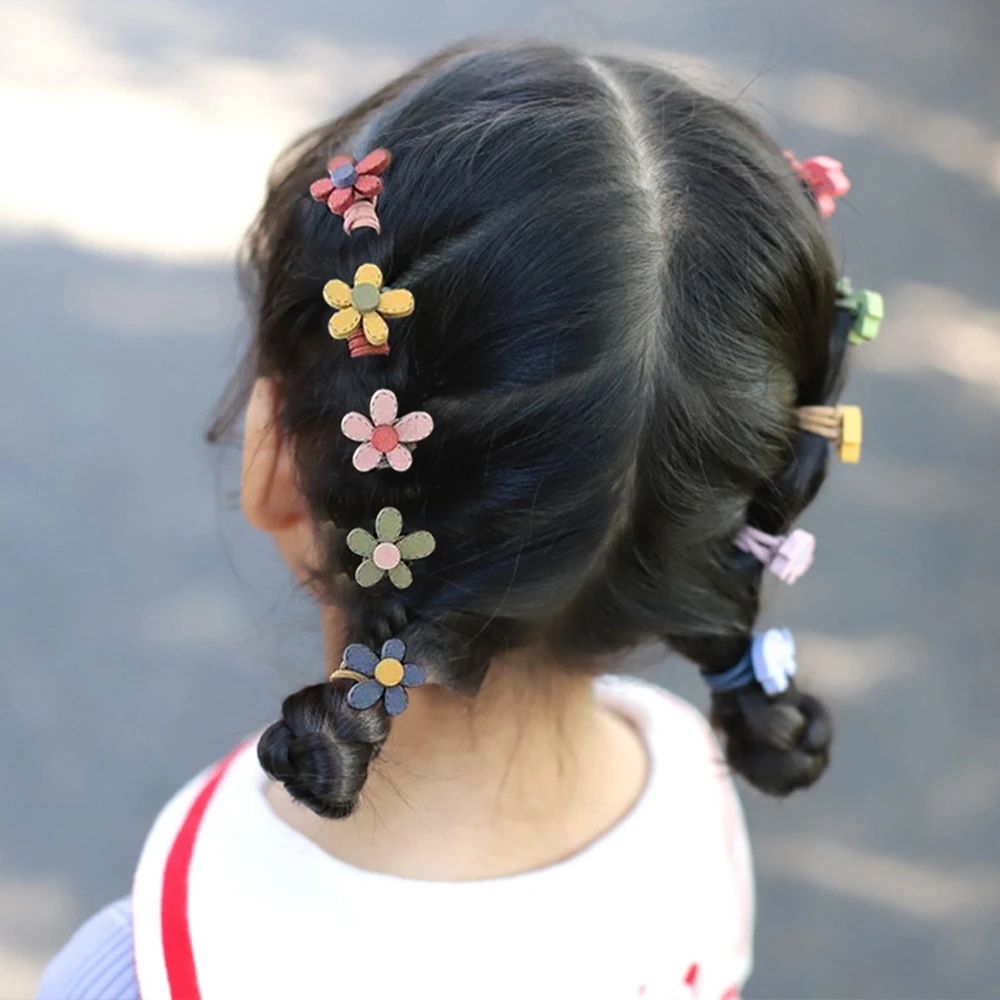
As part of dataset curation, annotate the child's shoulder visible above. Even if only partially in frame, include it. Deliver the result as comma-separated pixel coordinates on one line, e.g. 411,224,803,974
37,896,138,1000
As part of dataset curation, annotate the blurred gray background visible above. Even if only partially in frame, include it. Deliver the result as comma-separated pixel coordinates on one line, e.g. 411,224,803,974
1,1,998,997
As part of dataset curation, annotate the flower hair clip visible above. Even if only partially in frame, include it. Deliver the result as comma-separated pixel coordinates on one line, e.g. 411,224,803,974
330,639,425,715
702,628,798,696
798,404,863,463
310,149,391,234
342,389,433,472
347,507,435,589
323,263,415,357
836,277,884,345
734,526,816,584
784,151,850,218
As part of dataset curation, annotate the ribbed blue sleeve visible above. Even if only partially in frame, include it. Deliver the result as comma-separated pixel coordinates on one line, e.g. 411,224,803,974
37,897,139,1000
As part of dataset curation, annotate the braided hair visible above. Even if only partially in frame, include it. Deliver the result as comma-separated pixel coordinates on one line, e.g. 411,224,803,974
211,40,857,818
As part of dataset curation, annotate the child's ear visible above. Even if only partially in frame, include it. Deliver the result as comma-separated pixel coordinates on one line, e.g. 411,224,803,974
241,377,309,533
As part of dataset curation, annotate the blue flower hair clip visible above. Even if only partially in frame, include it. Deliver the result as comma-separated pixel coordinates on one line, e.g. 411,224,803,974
702,628,798,696
329,639,425,715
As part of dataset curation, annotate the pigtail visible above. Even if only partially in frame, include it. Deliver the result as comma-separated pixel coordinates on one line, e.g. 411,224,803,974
253,138,433,813
670,150,879,798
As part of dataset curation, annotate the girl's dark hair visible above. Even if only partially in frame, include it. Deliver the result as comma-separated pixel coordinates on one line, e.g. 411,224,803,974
211,40,846,818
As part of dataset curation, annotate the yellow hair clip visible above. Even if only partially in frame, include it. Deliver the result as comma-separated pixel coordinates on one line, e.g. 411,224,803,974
797,404,863,463
323,263,415,357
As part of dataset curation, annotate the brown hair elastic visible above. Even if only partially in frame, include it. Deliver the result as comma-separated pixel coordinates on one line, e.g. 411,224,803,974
328,668,370,684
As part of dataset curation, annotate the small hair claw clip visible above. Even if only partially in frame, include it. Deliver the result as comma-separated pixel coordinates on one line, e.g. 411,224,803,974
323,263,415,357
752,628,798,695
310,149,391,233
702,628,799,696
346,507,435,589
734,526,816,584
784,152,850,218
342,389,434,472
836,277,884,345
797,404,863,463
329,638,425,716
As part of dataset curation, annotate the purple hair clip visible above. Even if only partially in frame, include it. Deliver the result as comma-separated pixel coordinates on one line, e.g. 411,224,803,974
734,526,815,585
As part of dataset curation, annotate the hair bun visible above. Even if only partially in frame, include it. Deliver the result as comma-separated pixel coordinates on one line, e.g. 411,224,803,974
257,682,389,819
711,685,832,796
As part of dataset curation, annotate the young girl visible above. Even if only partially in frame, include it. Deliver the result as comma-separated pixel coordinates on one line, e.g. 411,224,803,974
39,39,880,1000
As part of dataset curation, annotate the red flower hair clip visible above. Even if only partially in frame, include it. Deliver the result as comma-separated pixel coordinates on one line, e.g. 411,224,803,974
309,149,391,234
784,152,850,218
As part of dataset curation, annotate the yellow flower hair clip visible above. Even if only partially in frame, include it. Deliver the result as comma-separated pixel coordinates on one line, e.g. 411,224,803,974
323,263,415,357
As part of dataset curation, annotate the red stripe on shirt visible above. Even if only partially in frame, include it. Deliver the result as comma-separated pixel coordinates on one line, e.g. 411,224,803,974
161,745,245,1000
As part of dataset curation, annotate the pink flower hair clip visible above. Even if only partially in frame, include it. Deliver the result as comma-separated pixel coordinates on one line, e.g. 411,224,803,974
784,152,850,218
309,148,391,234
341,389,434,472
734,526,816,585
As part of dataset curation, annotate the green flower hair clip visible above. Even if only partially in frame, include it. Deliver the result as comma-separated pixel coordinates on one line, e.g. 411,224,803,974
346,507,435,589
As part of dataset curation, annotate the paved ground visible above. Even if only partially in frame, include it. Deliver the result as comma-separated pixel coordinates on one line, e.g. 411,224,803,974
1,1,998,996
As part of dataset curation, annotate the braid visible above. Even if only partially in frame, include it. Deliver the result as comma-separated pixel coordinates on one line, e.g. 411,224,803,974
585,56,849,796
695,282,861,794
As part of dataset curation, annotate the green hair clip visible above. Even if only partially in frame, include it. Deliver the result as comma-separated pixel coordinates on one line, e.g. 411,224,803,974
837,277,884,345
346,507,435,590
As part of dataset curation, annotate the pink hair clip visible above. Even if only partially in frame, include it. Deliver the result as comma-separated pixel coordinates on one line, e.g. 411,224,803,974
341,389,433,472
734,526,816,585
309,148,391,234
784,152,850,218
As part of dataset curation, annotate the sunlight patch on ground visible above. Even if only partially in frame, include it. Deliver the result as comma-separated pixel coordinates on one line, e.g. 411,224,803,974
3,5,998,263
0,945,44,1000
622,47,1000,199
784,71,1000,197
795,633,922,701
0,2,405,261
866,283,1000,401
757,837,1000,923
0,871,76,999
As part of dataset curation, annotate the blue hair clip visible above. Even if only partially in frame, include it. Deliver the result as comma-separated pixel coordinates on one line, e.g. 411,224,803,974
329,639,425,716
703,628,798,696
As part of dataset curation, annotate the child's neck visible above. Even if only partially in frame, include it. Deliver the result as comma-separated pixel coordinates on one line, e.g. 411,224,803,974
265,652,649,881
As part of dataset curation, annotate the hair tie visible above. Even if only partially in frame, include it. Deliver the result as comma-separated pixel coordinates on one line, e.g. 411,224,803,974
797,404,863,463
330,639,425,716
836,277,884,345
343,200,381,235
310,149,391,233
703,628,798,696
734,526,815,584
784,152,850,218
